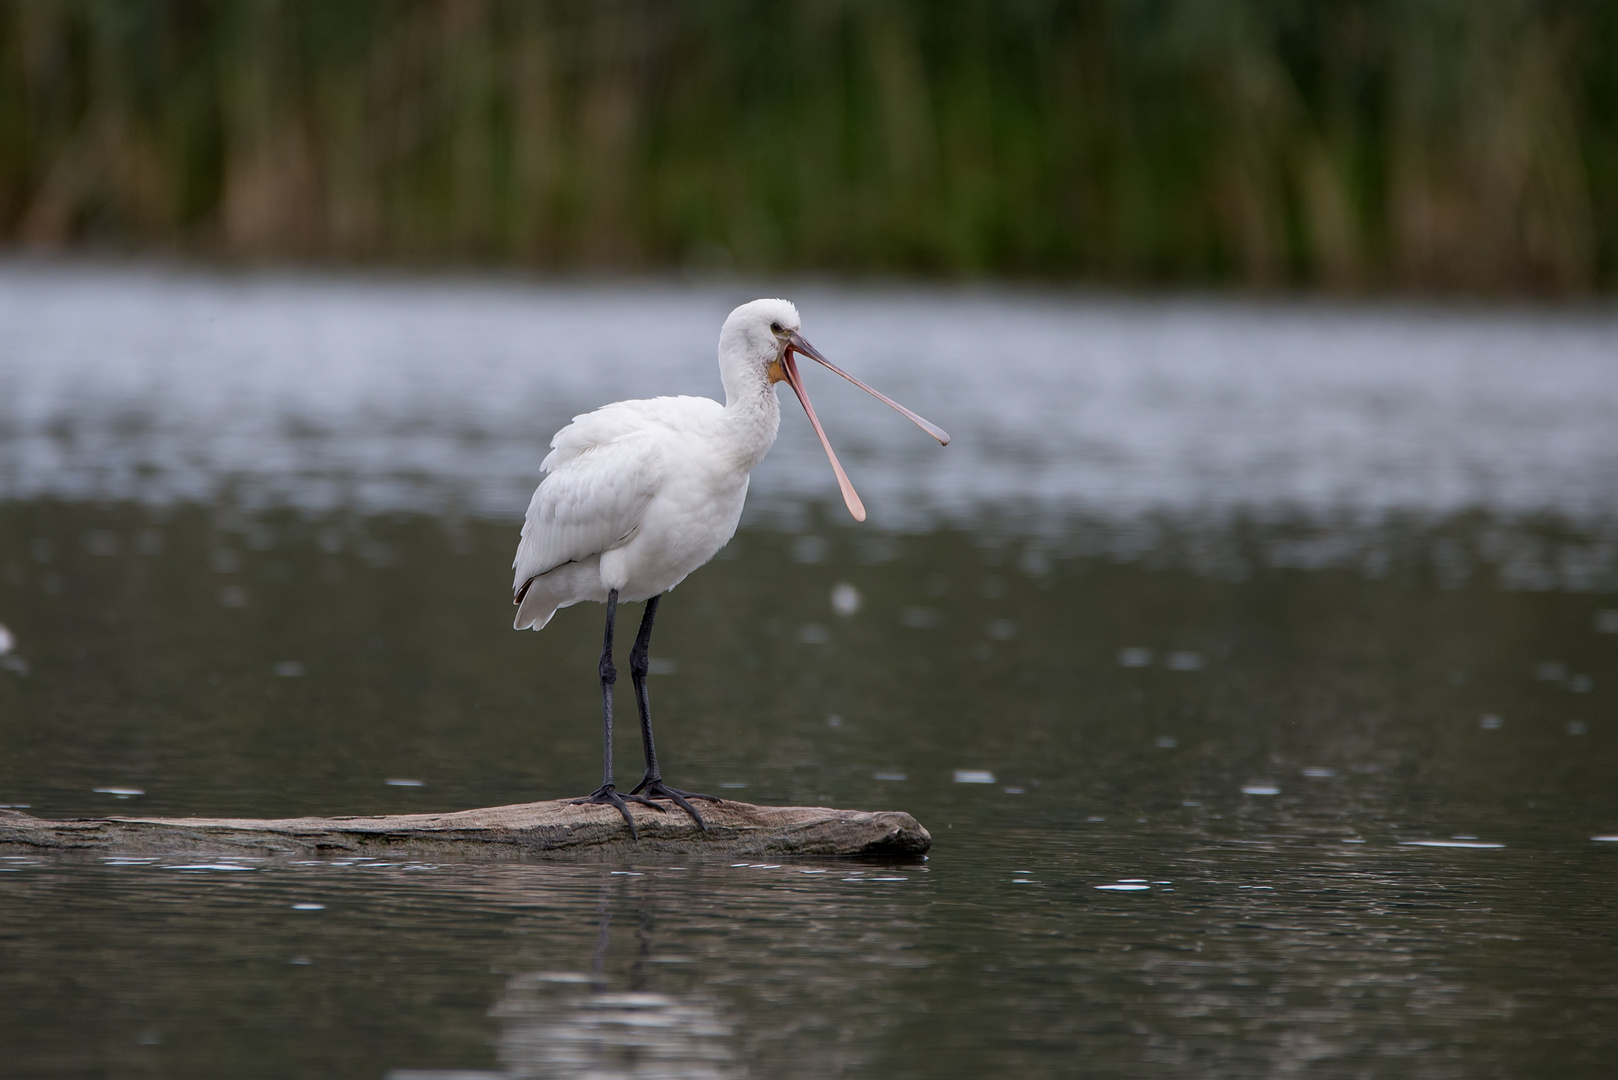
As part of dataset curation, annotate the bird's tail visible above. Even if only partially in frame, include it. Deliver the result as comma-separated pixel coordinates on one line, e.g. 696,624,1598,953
513,578,560,631
512,559,604,631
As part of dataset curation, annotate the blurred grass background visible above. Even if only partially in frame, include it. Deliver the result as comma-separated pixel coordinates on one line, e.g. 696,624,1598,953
1,0,1614,291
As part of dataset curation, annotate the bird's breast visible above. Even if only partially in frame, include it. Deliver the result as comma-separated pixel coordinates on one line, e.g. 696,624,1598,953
599,444,752,599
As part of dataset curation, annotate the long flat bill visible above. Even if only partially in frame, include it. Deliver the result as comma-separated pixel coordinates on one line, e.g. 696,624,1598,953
780,349,866,521
789,330,950,445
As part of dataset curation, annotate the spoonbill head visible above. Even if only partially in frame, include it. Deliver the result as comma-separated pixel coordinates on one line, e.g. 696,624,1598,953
511,298,948,835
722,298,950,522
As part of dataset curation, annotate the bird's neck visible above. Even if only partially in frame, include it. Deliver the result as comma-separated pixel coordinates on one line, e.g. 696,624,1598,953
719,370,781,472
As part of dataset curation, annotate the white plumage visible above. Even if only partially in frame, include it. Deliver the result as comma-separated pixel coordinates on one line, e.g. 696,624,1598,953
507,297,947,834
514,297,947,630
512,301,791,630
512,393,750,629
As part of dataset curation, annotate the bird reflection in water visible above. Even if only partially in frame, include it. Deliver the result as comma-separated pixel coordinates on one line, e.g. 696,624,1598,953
389,878,737,1080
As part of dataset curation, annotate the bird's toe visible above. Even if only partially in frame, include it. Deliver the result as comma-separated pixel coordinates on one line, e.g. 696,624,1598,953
569,784,662,839
630,778,719,831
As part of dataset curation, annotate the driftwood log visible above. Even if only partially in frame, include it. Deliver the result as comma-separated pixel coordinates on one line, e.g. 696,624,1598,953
0,799,930,860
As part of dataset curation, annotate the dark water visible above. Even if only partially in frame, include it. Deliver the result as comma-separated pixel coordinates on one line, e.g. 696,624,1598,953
2,267,1617,1078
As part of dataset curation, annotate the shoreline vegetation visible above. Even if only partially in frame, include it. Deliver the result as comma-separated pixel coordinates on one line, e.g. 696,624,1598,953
2,1,1614,293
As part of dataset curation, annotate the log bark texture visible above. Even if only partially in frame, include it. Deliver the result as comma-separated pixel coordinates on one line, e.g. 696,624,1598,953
0,799,931,860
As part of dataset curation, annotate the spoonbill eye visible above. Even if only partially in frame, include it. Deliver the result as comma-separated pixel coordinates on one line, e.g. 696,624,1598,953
770,321,782,333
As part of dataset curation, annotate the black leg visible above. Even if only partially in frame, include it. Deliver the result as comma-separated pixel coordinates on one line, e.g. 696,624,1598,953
570,588,662,838
626,593,721,829
598,588,617,788
629,594,663,780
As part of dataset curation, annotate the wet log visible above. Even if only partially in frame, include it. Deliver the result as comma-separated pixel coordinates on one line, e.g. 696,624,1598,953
0,799,930,860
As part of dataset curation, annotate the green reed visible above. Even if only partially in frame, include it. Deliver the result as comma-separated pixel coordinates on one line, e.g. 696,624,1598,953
1,0,1614,291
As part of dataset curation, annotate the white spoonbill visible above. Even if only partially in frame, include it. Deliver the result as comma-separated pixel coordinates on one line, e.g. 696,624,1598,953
512,298,948,835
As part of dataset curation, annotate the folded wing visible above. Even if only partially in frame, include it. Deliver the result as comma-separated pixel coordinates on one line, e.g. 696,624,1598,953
511,405,667,595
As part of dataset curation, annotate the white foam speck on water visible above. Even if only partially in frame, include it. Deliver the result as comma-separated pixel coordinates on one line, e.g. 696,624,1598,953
291,903,325,911
719,781,747,789
1242,783,1281,796
1301,767,1336,778
386,778,424,787
1117,648,1153,667
954,770,996,784
1096,884,1151,892
0,623,13,655
830,582,862,616
1480,714,1504,730
1591,835,1618,842
1400,840,1505,849
163,863,257,871
93,786,144,797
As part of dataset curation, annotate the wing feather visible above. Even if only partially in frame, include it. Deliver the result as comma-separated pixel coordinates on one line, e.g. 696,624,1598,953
512,400,700,593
